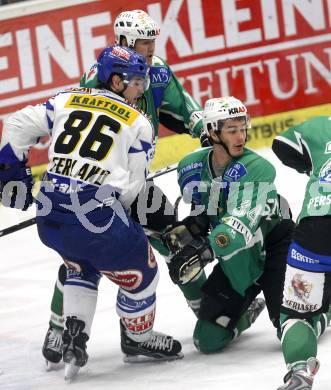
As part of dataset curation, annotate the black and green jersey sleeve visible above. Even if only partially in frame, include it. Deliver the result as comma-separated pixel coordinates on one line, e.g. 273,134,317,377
151,56,203,138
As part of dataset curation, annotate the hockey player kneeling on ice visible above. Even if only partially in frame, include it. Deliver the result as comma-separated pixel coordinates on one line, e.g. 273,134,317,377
0,45,182,382
272,116,331,390
162,96,297,353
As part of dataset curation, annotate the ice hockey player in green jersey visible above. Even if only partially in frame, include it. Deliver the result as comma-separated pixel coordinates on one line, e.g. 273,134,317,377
272,116,331,390
42,9,205,368
162,96,295,353
80,10,203,141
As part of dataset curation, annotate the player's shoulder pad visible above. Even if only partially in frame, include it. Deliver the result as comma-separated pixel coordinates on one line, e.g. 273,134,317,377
234,148,276,182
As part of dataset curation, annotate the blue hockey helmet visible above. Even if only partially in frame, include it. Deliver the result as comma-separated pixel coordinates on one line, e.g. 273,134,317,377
97,45,148,87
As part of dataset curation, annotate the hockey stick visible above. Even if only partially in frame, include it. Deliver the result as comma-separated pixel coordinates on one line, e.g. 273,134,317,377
0,163,178,238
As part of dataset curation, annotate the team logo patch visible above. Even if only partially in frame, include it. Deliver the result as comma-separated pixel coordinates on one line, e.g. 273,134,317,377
291,273,313,301
148,245,157,268
319,158,331,183
86,64,97,82
282,265,324,313
224,162,247,182
215,233,229,248
63,259,82,273
103,270,142,290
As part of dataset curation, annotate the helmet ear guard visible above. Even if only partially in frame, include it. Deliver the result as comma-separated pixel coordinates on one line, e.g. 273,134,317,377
114,10,160,48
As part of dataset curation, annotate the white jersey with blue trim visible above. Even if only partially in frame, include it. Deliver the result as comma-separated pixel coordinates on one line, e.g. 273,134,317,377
1,87,155,209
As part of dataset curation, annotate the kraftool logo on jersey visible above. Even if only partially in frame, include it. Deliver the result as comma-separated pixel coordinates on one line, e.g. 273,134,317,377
224,162,247,182
325,141,331,154
319,158,331,183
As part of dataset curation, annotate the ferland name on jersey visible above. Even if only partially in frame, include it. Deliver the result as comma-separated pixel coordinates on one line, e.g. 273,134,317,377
49,156,111,189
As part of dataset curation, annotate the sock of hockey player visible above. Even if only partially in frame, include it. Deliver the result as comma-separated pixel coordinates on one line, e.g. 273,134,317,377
177,270,207,316
278,318,319,390
62,273,98,381
281,319,318,366
234,297,266,338
116,272,183,362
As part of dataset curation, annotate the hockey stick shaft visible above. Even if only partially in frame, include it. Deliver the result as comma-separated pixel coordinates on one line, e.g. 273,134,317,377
0,163,178,238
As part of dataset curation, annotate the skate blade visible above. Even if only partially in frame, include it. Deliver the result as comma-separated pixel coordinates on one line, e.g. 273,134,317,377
64,362,80,382
123,351,184,363
45,360,63,372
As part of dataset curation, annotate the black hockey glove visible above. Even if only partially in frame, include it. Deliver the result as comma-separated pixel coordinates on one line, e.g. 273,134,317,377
0,162,34,211
162,214,210,253
167,236,214,285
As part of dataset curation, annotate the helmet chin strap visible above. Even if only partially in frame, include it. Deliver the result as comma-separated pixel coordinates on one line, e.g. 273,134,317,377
212,132,232,157
211,128,248,158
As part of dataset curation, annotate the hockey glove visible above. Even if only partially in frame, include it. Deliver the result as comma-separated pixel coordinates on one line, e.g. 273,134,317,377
167,236,214,285
162,214,210,253
0,162,34,210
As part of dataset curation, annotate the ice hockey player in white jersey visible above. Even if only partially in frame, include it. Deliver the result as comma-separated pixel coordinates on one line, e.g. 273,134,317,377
0,45,183,381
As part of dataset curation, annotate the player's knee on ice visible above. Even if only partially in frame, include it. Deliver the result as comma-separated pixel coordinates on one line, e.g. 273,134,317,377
193,319,233,353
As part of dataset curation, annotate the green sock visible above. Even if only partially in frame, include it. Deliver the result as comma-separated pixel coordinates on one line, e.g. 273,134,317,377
49,282,64,330
178,271,207,315
281,318,317,365
178,271,207,301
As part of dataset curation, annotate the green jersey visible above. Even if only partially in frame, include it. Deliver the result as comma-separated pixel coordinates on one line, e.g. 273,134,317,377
273,116,331,222
80,55,203,139
177,147,282,295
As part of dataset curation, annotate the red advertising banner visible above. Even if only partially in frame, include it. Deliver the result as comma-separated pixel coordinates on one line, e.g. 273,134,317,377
1,0,331,166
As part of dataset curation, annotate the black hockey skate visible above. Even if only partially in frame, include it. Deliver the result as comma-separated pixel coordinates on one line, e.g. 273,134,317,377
42,326,63,370
120,320,183,363
62,316,89,381
246,297,266,324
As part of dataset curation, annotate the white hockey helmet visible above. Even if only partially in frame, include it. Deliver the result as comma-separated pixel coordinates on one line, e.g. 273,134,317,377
203,96,250,134
114,10,160,48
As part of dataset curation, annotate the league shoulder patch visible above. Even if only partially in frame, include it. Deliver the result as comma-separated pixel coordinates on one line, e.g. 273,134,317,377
86,64,98,82
223,162,247,182
215,233,230,248
319,158,331,183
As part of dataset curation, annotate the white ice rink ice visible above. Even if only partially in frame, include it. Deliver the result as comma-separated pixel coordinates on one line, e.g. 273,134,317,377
0,149,330,390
